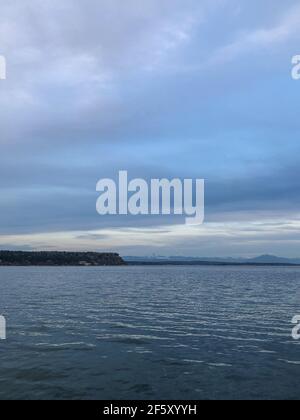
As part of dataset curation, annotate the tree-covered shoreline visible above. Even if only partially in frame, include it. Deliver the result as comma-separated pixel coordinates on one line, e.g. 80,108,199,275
0,251,126,266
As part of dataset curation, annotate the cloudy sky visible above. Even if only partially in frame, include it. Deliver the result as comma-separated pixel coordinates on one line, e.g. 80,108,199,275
0,0,300,257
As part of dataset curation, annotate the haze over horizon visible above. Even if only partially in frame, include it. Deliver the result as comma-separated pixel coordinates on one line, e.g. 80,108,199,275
1,0,300,257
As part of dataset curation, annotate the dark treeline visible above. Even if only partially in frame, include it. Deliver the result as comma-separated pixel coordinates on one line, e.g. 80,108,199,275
0,251,126,266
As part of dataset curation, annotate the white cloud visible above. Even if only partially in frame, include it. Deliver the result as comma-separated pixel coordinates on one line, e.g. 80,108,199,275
209,3,300,65
2,213,300,257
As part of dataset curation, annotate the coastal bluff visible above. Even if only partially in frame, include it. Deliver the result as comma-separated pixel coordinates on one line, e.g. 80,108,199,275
0,251,126,266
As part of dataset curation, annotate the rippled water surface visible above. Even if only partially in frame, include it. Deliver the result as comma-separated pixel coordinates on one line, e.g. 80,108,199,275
0,266,300,400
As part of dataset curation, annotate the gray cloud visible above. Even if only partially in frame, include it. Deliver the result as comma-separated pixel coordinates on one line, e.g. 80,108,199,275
1,0,300,255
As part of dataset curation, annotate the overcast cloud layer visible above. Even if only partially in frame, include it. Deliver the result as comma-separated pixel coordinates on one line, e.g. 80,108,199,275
0,0,300,257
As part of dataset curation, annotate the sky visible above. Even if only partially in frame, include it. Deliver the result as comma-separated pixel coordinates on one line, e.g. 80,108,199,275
0,0,300,257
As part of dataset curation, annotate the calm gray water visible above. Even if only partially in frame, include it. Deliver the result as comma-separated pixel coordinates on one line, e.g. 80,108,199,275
0,266,300,400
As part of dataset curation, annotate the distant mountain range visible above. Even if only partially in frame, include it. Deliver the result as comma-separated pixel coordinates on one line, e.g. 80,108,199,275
246,255,300,264
124,254,300,266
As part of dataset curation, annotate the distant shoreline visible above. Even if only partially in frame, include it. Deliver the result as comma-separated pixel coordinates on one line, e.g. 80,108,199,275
127,261,300,267
0,264,298,267
0,251,299,268
0,262,298,268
